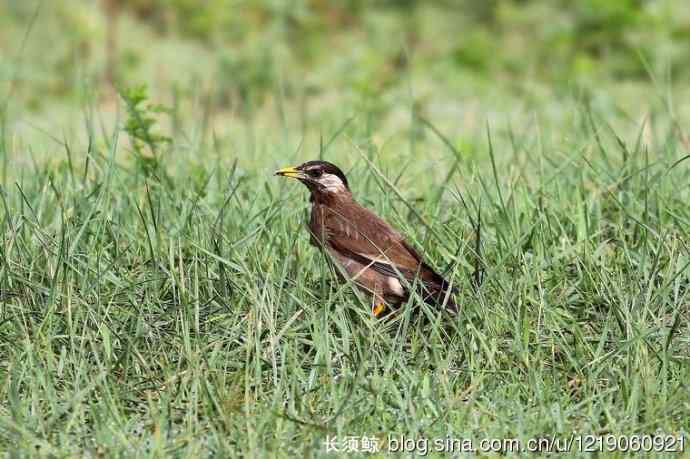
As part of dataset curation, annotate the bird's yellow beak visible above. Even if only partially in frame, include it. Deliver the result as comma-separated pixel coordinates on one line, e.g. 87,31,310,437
274,166,302,179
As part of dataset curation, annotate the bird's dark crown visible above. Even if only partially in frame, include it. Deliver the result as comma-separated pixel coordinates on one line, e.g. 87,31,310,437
296,160,349,190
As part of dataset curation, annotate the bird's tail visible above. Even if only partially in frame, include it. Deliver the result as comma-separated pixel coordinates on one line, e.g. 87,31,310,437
421,281,459,315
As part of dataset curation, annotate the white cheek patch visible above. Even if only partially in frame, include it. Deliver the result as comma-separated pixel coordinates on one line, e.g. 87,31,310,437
320,173,347,192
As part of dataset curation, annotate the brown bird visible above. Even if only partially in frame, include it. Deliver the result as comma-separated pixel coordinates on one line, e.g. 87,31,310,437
275,160,458,317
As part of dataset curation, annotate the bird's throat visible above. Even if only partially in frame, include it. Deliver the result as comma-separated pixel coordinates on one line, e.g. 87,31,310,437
310,188,352,205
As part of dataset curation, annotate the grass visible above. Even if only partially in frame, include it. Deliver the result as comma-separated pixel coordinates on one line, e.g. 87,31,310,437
1,3,689,457
0,91,688,457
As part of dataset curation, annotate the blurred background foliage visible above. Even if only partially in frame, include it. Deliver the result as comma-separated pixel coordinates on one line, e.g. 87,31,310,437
0,0,688,155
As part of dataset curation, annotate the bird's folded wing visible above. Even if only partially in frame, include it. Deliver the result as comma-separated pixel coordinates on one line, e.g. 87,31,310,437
323,205,446,288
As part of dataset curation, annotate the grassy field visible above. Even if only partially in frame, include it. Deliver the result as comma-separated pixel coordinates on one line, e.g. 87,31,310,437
2,2,690,458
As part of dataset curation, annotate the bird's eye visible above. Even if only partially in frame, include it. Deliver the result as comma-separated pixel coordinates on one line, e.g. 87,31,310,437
308,169,322,178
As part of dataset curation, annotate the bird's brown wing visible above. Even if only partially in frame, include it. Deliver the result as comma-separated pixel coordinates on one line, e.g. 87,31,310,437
322,201,447,289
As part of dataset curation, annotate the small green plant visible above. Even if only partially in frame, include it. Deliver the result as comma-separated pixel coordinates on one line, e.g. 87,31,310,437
120,84,171,180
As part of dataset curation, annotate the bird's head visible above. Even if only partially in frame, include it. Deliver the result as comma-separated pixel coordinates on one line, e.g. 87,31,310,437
275,160,350,194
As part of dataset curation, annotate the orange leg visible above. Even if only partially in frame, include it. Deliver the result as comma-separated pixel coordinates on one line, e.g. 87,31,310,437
372,290,386,317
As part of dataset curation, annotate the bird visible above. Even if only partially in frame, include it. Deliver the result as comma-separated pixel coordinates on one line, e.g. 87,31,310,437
275,160,458,317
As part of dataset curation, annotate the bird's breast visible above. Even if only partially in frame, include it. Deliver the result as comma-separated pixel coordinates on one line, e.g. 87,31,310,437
308,204,330,246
